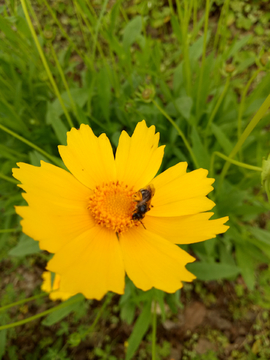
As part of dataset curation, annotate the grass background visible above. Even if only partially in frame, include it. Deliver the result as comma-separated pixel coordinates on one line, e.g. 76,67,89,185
0,0,270,359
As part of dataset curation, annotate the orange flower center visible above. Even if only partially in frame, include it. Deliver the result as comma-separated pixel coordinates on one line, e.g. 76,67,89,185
88,181,138,233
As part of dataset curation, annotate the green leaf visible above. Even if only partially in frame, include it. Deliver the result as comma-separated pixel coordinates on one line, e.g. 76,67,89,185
110,0,121,33
170,14,181,43
248,226,270,245
187,262,240,281
175,96,193,120
9,234,40,257
49,88,89,118
0,17,21,44
262,153,270,201
236,16,252,30
42,295,84,326
195,52,214,119
125,301,151,360
245,98,265,117
235,245,255,290
0,329,7,360
247,226,270,255
225,35,251,59
191,127,210,169
159,79,172,102
120,301,136,325
123,16,142,50
0,98,29,134
189,34,209,61
75,103,90,125
173,63,184,95
254,24,264,36
237,56,256,73
97,68,111,121
46,103,68,145
166,291,182,314
29,150,52,166
211,124,234,154
155,290,166,322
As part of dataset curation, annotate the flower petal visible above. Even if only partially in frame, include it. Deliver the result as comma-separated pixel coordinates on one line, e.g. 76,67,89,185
13,161,93,253
151,161,188,188
144,213,229,244
119,227,196,293
41,272,74,301
47,227,125,300
151,167,215,217
59,124,116,189
115,120,164,189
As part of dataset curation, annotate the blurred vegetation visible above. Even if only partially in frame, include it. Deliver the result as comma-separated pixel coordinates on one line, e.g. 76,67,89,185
0,0,270,359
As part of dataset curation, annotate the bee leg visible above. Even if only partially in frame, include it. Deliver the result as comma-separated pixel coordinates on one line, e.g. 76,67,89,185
140,221,146,229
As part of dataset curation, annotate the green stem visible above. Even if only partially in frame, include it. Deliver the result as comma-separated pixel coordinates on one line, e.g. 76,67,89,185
0,228,18,233
210,151,262,178
196,0,210,117
82,293,112,338
217,92,270,195
20,0,74,129
0,297,81,331
0,173,18,184
152,300,157,360
0,293,48,313
152,100,199,168
26,0,43,35
237,68,263,153
0,124,61,167
206,75,231,133
49,42,78,120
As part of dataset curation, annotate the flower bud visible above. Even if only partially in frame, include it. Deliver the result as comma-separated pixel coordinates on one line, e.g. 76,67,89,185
44,30,54,40
225,64,236,73
136,84,156,103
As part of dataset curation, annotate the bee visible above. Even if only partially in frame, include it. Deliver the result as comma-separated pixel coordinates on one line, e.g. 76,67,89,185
132,184,155,221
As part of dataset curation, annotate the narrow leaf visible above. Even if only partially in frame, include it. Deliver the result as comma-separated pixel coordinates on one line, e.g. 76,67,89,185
235,245,255,290
125,302,151,360
175,96,193,120
97,68,111,121
46,103,68,145
42,295,84,326
191,127,210,168
0,329,7,360
211,123,234,154
123,16,142,50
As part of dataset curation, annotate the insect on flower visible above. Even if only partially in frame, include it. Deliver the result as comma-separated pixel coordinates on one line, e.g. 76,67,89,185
132,184,155,221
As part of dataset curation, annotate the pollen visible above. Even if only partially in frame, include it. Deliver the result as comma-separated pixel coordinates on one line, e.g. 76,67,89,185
88,181,138,233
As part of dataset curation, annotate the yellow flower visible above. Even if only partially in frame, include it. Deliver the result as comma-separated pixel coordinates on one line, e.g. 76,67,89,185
41,271,74,301
13,121,229,300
